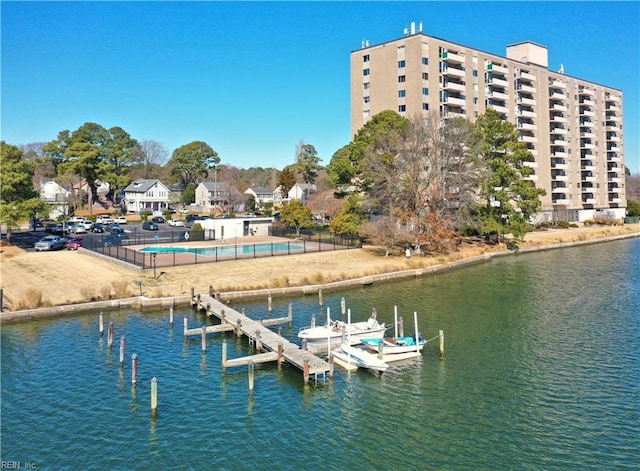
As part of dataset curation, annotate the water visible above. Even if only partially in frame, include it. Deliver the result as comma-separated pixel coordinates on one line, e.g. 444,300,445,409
2,239,639,470
139,241,305,257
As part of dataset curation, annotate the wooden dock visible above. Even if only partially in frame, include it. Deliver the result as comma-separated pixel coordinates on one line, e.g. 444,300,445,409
190,294,332,379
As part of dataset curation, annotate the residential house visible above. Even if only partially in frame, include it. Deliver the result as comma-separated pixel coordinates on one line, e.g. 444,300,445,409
244,187,276,209
288,183,316,204
123,179,170,214
39,180,70,218
195,182,243,213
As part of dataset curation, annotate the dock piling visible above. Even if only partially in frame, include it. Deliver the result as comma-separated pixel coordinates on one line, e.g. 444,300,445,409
107,321,114,349
222,340,227,370
341,297,346,316
150,377,158,418
119,336,126,367
201,326,207,353
169,305,174,326
268,293,272,314
255,330,262,352
303,357,310,384
209,285,214,297
439,330,445,357
398,317,404,337
248,361,255,393
131,353,138,385
288,303,293,327
99,312,104,336
318,289,323,307
236,319,242,338
277,343,284,365
311,315,316,328
183,317,188,336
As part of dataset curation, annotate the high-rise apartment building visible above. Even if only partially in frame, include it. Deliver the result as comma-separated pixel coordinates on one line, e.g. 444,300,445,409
350,23,626,222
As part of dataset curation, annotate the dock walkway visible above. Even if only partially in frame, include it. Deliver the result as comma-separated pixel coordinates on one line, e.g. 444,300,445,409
190,294,331,378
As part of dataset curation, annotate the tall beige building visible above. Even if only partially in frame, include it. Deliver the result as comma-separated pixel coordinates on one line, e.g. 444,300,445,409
350,24,626,222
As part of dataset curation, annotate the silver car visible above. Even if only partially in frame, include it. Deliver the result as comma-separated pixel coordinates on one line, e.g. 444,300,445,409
34,235,66,251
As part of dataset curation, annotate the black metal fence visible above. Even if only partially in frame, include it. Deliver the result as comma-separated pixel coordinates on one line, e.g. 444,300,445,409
82,228,361,269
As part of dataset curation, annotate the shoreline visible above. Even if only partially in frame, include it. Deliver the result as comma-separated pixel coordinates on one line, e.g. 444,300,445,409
1,229,637,325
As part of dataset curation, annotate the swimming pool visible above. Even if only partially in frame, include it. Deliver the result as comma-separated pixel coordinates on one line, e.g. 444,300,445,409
139,241,305,257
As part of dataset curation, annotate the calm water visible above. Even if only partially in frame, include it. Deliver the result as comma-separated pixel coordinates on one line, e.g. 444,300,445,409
2,239,639,470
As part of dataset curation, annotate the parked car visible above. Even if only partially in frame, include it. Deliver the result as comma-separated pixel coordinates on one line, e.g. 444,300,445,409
92,223,104,233
65,237,84,250
142,221,158,231
168,219,185,227
110,227,130,239
103,235,122,247
69,224,87,234
46,223,64,235
96,215,114,225
34,235,66,251
151,216,165,224
114,216,128,224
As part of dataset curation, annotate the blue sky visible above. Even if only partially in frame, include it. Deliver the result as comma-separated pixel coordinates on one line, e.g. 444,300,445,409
2,1,639,173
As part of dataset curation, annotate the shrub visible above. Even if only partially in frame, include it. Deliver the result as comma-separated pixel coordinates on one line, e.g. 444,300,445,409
112,280,130,298
190,223,204,241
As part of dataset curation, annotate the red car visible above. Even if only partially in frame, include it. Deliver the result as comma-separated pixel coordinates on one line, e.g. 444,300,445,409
65,237,84,250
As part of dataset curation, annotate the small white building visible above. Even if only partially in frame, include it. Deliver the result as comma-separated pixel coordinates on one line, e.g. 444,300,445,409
39,180,70,218
244,187,276,209
123,179,170,214
288,183,315,203
196,217,273,240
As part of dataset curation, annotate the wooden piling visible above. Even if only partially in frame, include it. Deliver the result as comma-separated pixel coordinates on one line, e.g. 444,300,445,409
169,305,174,326
248,360,255,392
268,293,272,313
107,321,114,348
329,354,334,378
311,315,316,328
277,326,283,337
201,326,207,353
439,330,445,357
277,343,284,365
341,297,346,316
119,336,126,366
131,353,138,385
288,303,293,327
190,287,195,302
394,306,398,338
236,319,242,338
183,317,188,336
301,338,308,351
150,377,158,418
255,330,262,352
221,309,226,321
378,337,384,360
222,340,227,370
209,284,214,297
398,317,404,337
196,293,201,307
318,289,323,307
303,357,310,384
99,312,104,336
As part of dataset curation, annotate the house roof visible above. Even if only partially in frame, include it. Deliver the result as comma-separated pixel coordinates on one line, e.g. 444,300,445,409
245,187,273,195
124,179,166,193
200,182,227,192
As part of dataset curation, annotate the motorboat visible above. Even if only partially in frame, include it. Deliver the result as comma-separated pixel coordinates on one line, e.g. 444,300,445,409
297,313,386,346
361,335,425,354
331,344,389,374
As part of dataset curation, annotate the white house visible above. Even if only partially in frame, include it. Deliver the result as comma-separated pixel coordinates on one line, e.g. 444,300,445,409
288,183,315,203
123,179,170,214
195,182,243,212
244,187,276,209
39,180,70,218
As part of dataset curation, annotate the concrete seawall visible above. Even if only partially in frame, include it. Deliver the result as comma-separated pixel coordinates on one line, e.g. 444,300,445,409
1,231,637,325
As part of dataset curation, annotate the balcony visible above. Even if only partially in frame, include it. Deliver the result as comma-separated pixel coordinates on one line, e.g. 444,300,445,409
551,139,566,146
552,151,568,158
582,197,596,204
552,162,568,170
551,127,567,135
608,154,621,163
551,186,569,194
609,197,623,204
607,144,621,152
443,67,465,79
606,114,621,122
518,96,536,106
444,96,466,107
550,115,567,124
580,109,595,117
581,164,596,172
442,50,465,64
605,94,620,103
442,110,466,119
518,122,537,131
489,90,509,100
549,91,565,99
550,80,566,89
518,70,536,81
517,83,536,94
518,109,536,118
580,120,595,128
520,134,536,143
579,88,595,96
608,176,622,183
444,81,466,92
488,77,509,88
489,104,508,114
581,175,596,183
607,135,621,143
550,103,567,112
579,98,595,107
581,142,596,150
487,63,508,74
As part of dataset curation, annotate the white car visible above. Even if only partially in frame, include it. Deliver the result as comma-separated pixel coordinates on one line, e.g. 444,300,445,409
114,216,128,224
168,219,185,227
96,215,114,224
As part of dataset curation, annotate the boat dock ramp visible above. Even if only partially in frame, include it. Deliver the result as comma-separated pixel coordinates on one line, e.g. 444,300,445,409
188,293,333,383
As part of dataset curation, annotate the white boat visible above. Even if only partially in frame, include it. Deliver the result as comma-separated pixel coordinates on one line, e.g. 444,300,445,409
361,335,425,354
331,344,389,373
297,314,386,346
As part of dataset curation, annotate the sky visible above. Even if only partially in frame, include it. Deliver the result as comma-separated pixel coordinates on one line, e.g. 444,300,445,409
1,1,639,173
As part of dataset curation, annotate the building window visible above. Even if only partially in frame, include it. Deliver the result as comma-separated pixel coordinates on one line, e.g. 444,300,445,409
473,70,478,77
363,82,370,90
422,88,429,96
398,105,406,112
363,54,370,62
423,103,429,110
422,57,428,65
398,75,406,83
363,68,370,76
364,96,370,104
398,60,406,68
398,90,406,98
422,72,428,80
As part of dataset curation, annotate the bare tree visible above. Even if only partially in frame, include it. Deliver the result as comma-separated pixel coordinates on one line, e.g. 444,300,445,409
136,139,169,178
626,173,640,201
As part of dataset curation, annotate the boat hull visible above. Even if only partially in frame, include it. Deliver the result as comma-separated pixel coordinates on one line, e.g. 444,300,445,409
332,344,389,373
361,337,425,354
298,320,386,346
